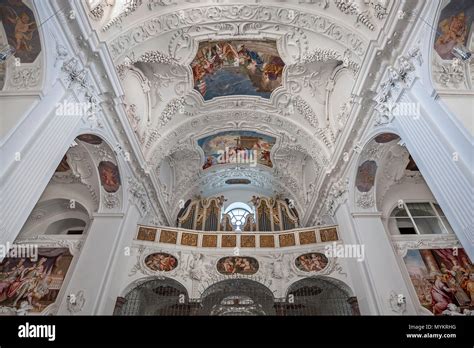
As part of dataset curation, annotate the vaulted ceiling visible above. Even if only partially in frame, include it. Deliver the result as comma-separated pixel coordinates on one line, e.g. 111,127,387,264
82,0,423,225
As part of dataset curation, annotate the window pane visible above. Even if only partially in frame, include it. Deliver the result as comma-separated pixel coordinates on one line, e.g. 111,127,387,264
396,218,416,234
406,203,435,217
413,217,444,234
398,227,417,235
441,217,455,234
227,207,250,231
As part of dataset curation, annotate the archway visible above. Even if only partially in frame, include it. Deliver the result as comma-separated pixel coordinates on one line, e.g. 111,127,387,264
285,277,358,316
0,133,121,315
117,278,190,316
199,279,275,316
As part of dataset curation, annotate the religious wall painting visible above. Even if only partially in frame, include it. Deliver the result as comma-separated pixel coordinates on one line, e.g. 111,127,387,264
374,133,400,144
0,0,41,63
216,256,259,275
191,40,285,100
98,161,121,193
198,131,276,169
76,134,103,145
0,247,73,313
355,160,377,193
144,252,178,272
295,252,329,272
434,0,474,60
403,248,473,315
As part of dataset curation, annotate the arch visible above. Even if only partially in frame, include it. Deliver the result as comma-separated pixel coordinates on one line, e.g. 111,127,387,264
15,132,123,242
285,276,358,315
16,198,90,240
107,5,367,64
350,131,402,212
73,132,124,213
117,277,189,316
199,279,275,316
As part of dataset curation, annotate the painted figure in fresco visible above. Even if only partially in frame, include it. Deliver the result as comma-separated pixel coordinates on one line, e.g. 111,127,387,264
431,274,456,315
5,11,37,52
101,166,117,187
0,249,72,313
98,161,121,193
27,273,51,310
435,12,468,60
203,156,214,169
356,161,376,192
296,253,328,272
463,273,474,306
222,257,234,274
192,40,284,100
218,257,257,275
199,131,275,170
145,253,177,272
0,259,25,303
11,257,48,307
405,248,474,315
160,254,176,272
261,56,285,91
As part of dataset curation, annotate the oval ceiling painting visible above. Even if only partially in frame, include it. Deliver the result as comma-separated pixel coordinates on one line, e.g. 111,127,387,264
374,133,399,144
217,256,259,275
355,160,377,193
76,134,103,145
295,253,329,272
144,252,178,272
98,161,121,193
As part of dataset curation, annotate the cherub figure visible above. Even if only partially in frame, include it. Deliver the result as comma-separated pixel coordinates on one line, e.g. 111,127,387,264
435,12,468,59
7,12,36,52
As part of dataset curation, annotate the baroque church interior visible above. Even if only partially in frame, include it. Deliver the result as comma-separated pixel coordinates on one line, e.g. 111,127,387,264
0,0,473,320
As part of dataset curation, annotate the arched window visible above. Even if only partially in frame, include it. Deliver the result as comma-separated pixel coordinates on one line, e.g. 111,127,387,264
224,202,253,231
389,202,454,235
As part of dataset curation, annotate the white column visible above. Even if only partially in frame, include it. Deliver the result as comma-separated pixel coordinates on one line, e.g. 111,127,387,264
57,212,125,315
393,82,473,259
95,203,141,314
0,86,82,245
335,202,418,315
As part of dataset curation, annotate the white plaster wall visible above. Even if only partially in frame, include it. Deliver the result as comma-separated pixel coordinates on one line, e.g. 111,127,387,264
438,95,474,136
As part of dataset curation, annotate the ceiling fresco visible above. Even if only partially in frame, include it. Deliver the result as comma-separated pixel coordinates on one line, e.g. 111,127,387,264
198,130,276,170
434,0,474,60
191,40,284,100
0,0,41,63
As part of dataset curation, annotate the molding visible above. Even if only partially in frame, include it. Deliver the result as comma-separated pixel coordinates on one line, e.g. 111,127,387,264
391,234,461,258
